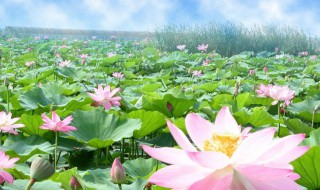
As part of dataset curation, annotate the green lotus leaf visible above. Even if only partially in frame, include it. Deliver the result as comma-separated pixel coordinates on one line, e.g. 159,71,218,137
19,114,50,137
3,179,63,190
127,110,166,138
284,118,314,136
0,134,53,162
287,99,320,122
65,109,141,148
123,158,165,179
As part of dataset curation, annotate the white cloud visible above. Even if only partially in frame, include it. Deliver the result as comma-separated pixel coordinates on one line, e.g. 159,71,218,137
82,0,174,31
198,0,320,35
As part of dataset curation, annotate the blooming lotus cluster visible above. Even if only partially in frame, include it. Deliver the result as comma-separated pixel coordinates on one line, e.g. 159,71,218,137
256,84,295,105
87,85,122,110
142,107,308,189
197,44,208,51
177,45,186,51
0,151,19,184
40,111,76,132
0,112,24,135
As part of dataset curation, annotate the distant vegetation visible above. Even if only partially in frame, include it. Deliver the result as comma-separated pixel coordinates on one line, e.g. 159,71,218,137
155,22,320,57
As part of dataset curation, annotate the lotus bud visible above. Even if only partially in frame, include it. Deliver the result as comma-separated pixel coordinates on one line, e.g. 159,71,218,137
315,105,320,112
70,175,82,190
166,102,173,112
263,66,268,73
110,158,126,184
30,157,55,181
4,77,9,87
233,82,240,96
249,69,255,76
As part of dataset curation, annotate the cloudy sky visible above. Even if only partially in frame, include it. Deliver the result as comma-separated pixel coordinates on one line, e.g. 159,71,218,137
0,0,319,35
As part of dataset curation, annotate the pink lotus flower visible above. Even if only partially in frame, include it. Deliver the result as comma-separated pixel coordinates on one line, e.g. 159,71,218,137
177,45,186,51
112,72,124,79
110,158,126,184
142,107,308,189
0,151,19,184
197,44,208,51
202,59,210,66
40,111,76,132
59,60,71,67
107,52,117,58
0,112,24,135
25,61,35,67
269,85,295,106
87,85,122,110
192,70,202,77
80,54,88,59
255,84,272,97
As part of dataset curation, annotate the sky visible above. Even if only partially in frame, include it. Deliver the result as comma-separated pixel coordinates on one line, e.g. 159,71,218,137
0,0,319,35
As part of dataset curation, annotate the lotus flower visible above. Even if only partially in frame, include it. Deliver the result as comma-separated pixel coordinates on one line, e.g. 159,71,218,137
269,85,295,106
59,60,71,67
0,112,24,135
197,44,208,51
70,175,82,190
249,69,255,76
263,66,268,72
25,61,35,67
87,85,121,110
110,158,126,184
192,70,202,77
40,111,76,132
112,72,124,79
142,106,308,190
255,84,272,97
177,45,186,51
0,151,19,184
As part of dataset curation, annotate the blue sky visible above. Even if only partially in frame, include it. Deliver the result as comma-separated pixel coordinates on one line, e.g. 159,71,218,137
0,0,319,35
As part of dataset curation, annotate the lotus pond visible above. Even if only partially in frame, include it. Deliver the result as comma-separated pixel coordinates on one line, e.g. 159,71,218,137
0,36,320,189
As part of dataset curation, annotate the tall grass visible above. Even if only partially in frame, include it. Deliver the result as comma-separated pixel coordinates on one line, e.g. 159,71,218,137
155,22,320,57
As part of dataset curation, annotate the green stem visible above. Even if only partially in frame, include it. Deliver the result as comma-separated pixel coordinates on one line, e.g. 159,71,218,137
312,110,315,128
6,86,10,113
121,138,125,163
118,183,122,190
54,131,58,170
25,178,36,190
0,132,2,145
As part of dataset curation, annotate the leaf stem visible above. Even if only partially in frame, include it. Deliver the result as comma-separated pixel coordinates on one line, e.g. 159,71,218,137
54,131,58,170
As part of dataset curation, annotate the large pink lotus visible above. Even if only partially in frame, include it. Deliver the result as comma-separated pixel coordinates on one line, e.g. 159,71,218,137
142,107,308,190
0,112,24,135
256,84,295,106
0,151,19,184
40,111,76,132
87,85,122,110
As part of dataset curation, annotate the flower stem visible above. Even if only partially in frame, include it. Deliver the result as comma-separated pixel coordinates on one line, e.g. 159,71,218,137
118,183,122,190
312,110,316,128
6,86,10,113
25,178,36,190
54,131,58,170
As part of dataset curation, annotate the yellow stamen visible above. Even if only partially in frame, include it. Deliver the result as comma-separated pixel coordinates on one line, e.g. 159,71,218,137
203,133,241,157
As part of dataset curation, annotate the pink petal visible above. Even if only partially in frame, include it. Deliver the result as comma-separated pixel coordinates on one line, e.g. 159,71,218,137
0,171,14,184
189,172,233,190
233,165,301,190
231,128,276,165
257,134,308,164
186,151,230,170
166,120,197,152
149,165,210,189
62,116,73,125
41,114,52,124
102,101,112,110
51,111,61,123
109,87,121,97
141,145,193,165
214,106,241,134
185,113,214,150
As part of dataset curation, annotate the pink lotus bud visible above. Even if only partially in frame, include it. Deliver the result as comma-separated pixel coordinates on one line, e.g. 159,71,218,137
70,175,82,190
167,102,173,112
263,66,268,72
275,47,279,52
110,158,126,184
27,48,31,52
249,69,255,76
